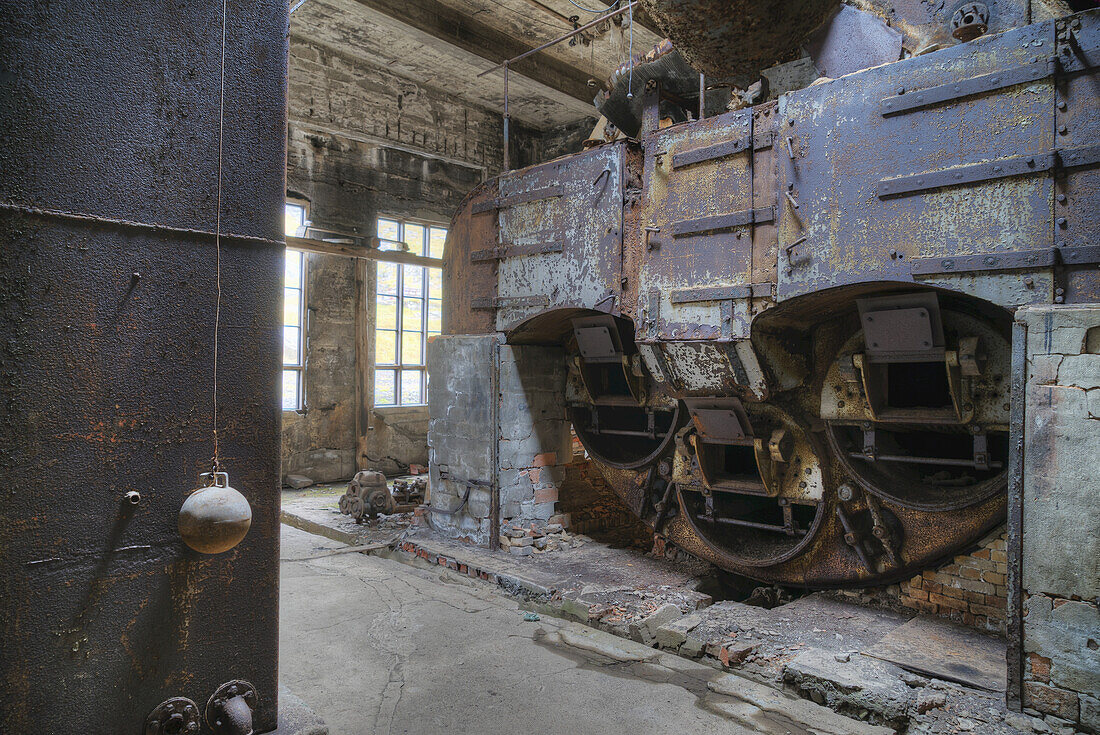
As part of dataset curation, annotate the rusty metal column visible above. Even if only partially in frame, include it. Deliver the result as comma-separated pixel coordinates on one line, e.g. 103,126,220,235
0,1,288,732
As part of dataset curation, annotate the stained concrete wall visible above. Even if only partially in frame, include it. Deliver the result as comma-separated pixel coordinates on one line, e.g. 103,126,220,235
281,33,585,484
427,337,572,544
1018,305,1100,732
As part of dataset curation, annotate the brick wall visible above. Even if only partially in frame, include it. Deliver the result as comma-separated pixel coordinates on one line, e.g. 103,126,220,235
1021,594,1099,732
899,528,1008,633
830,526,1008,635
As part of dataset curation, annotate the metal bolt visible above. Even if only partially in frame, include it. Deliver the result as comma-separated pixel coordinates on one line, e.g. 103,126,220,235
1059,125,1068,135
1055,295,1065,303
1058,217,1067,228
1057,194,1067,203
1058,100,1067,110
125,490,141,506
1056,287,1065,295
897,86,905,95
1024,277,1034,288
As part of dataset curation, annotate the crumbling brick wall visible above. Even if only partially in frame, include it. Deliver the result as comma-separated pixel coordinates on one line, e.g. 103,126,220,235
832,527,1008,634
1016,305,1100,733
900,528,1008,633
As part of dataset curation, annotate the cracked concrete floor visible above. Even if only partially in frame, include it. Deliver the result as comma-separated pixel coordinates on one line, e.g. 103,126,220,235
280,525,892,735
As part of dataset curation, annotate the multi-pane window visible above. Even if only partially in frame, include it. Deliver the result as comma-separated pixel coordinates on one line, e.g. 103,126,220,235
374,218,445,406
283,202,309,411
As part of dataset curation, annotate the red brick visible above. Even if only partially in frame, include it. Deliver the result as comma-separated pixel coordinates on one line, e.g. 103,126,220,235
970,603,1005,620
904,588,929,601
930,592,969,611
983,594,1006,609
924,581,943,595
990,549,1007,564
939,585,966,600
532,452,557,467
959,566,983,581
909,574,924,588
981,571,1005,586
1023,682,1079,721
533,486,558,503
1027,653,1051,683
972,548,991,560
905,598,939,614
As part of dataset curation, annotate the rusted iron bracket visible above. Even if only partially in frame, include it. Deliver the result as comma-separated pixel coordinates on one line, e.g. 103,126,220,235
670,282,773,304
470,242,562,261
471,295,550,310
671,132,774,169
672,206,775,237
471,184,564,213
911,244,1100,275
880,57,1057,116
877,143,1100,198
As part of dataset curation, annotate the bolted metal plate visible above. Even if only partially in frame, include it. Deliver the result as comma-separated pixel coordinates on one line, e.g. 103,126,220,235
684,397,753,444
575,326,617,360
862,308,936,356
777,19,1057,307
495,144,624,330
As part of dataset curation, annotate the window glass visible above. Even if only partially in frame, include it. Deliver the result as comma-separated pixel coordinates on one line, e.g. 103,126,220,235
375,370,396,405
400,371,422,405
375,331,397,365
429,227,447,259
285,203,307,238
282,242,306,410
376,294,398,330
402,265,424,297
281,370,300,411
373,217,445,406
377,263,399,295
401,332,422,365
404,223,425,255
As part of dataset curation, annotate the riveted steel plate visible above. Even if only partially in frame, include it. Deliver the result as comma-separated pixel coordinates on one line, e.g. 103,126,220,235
777,20,1057,307
1057,10,1100,304
494,144,624,330
684,397,752,444
640,105,779,340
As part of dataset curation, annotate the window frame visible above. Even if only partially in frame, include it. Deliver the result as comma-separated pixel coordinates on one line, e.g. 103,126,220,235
373,217,445,408
283,201,310,412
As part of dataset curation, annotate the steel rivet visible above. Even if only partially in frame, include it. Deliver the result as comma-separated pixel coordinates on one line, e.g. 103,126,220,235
1055,295,1065,303
1057,194,1066,203
1057,100,1067,110
897,87,905,95
1057,217,1067,228
1059,125,1068,135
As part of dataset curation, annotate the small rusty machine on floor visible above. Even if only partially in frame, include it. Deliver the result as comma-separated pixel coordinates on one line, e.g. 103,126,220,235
445,1,1099,588
339,473,426,522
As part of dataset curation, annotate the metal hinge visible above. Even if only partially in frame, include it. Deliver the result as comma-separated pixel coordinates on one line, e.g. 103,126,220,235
880,57,1057,117
877,143,1100,198
471,184,563,213
911,245,1100,276
670,282,774,304
671,132,776,169
470,242,563,262
672,207,775,237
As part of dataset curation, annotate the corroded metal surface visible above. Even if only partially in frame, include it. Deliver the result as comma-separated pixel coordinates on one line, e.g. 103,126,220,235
639,0,840,84
444,9,1100,587
0,1,287,731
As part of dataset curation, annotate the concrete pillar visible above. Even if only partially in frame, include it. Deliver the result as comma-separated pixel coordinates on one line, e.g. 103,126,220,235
427,336,571,546
1013,305,1100,732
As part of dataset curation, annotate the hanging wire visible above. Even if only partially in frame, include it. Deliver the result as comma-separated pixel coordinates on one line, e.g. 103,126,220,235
211,0,228,475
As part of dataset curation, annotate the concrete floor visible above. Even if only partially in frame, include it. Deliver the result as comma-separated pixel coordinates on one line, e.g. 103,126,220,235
279,525,890,735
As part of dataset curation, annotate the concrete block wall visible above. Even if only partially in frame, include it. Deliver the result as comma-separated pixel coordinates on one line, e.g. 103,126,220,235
1018,305,1100,732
